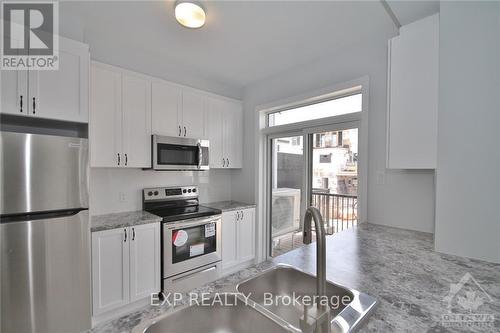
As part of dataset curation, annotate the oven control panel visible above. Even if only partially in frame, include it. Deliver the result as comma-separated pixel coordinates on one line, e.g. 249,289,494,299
143,186,198,201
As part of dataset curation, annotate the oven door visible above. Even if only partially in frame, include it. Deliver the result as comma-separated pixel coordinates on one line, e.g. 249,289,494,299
152,135,209,170
163,215,221,278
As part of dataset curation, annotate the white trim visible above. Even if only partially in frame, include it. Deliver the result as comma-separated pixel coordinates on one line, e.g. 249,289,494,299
255,76,369,263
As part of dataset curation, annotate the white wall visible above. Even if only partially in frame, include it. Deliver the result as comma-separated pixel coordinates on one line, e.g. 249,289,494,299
90,169,232,215
232,39,436,233
435,2,500,263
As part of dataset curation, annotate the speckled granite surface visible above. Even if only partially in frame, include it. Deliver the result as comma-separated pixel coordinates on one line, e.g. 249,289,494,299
89,223,500,333
91,211,162,232
203,200,256,212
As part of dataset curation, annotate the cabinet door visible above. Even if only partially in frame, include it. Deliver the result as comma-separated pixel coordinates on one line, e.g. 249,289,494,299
1,38,28,116
206,97,224,168
221,211,238,270
29,37,89,122
238,209,255,262
152,80,182,137
129,223,160,302
181,90,206,138
387,14,438,169
223,101,243,168
92,228,129,315
121,72,151,168
90,63,122,167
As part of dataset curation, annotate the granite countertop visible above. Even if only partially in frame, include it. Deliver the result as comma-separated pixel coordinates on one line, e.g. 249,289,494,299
203,200,256,212
89,223,500,333
91,211,162,232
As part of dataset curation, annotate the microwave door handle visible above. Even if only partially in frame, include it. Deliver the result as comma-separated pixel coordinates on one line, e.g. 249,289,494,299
197,143,202,169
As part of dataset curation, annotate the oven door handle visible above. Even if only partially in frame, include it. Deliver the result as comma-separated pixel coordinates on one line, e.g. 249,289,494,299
197,142,202,169
171,264,218,283
165,216,221,230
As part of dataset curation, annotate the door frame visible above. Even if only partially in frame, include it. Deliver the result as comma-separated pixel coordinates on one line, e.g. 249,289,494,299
256,76,369,262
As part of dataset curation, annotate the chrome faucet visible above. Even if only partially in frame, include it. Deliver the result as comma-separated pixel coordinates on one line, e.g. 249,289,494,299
303,206,327,298
302,207,330,333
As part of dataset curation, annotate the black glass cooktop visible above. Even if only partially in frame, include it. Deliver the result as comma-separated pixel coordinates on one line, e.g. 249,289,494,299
146,205,221,223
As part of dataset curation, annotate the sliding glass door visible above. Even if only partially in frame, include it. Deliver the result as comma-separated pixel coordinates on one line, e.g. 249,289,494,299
268,124,360,258
309,127,359,235
269,134,305,257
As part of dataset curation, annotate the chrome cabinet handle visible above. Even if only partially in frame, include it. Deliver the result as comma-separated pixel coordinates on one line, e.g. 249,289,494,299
236,211,240,221
222,158,225,167
125,153,128,166
32,97,36,114
184,126,187,137
178,125,181,136
124,228,127,242
241,210,244,219
227,158,230,167
132,228,135,241
117,153,121,166
19,95,23,112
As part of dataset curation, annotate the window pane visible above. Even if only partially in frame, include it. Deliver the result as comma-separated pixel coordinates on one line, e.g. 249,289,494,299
268,93,361,127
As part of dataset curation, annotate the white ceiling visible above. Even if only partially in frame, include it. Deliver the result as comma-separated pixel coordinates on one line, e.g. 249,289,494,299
60,1,437,92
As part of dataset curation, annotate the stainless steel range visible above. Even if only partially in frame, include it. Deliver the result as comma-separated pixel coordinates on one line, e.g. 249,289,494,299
143,186,222,292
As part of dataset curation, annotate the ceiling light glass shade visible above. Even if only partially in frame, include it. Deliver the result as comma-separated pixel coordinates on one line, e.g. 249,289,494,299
175,2,206,28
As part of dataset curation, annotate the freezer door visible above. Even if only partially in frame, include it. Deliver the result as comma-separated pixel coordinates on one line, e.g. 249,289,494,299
0,132,88,215
1,210,91,333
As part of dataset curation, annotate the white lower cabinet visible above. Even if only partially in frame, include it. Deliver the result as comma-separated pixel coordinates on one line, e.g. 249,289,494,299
221,208,255,271
92,223,160,316
129,223,161,302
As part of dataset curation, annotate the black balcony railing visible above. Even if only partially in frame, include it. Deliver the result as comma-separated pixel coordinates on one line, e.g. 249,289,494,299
311,191,358,235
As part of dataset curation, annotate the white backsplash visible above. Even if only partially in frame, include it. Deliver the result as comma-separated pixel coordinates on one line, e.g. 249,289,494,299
89,168,232,215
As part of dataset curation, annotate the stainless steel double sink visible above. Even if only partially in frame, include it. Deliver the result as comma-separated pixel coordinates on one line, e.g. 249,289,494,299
133,264,377,333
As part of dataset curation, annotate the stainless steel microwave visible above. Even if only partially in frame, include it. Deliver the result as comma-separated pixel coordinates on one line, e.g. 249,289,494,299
152,135,209,171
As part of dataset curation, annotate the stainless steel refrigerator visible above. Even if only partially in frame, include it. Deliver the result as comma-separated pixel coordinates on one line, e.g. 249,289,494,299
1,131,91,333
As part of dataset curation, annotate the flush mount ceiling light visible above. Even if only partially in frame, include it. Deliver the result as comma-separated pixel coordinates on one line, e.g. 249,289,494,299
175,1,206,29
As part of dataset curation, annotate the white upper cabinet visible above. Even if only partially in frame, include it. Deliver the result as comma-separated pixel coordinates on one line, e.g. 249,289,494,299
207,97,243,169
207,98,224,168
90,64,122,167
182,90,206,138
1,36,89,123
151,82,206,138
387,14,439,169
223,100,243,169
90,62,151,168
151,80,182,137
121,73,151,168
90,62,242,169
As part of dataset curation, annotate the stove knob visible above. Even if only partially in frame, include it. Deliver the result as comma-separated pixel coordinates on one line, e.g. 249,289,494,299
147,191,153,196
192,188,197,193
182,189,187,193
188,189,192,193
154,191,159,196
